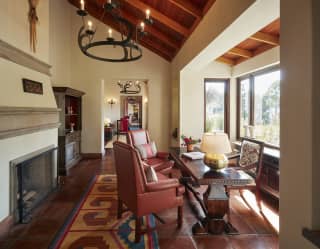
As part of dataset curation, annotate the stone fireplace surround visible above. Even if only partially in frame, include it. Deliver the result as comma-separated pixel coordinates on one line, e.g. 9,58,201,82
0,107,60,225
0,33,60,232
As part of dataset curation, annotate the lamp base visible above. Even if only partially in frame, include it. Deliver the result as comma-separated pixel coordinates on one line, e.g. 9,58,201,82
203,153,228,170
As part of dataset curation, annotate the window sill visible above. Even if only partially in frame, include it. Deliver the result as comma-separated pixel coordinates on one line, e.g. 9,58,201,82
233,141,280,159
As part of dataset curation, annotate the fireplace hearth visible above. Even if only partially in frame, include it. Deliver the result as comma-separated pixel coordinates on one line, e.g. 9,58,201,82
10,145,58,223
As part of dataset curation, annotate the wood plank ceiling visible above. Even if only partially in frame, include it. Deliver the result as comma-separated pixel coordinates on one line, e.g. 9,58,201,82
216,18,280,66
68,0,216,61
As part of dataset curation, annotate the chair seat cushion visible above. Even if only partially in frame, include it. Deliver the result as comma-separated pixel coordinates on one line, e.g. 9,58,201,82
145,157,166,167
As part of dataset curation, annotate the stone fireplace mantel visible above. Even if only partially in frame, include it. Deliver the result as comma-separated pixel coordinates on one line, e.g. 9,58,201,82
0,106,60,140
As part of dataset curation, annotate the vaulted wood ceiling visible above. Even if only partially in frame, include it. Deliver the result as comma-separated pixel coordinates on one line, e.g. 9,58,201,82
68,0,216,61
216,19,280,66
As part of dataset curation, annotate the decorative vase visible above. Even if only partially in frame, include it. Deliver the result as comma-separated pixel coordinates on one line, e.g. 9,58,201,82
249,125,255,138
187,144,194,152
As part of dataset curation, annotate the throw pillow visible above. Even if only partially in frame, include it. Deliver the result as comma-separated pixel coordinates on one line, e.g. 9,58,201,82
135,141,157,159
145,166,158,183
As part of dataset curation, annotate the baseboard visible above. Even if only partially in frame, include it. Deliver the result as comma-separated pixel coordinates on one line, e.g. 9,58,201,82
0,215,14,236
81,153,103,159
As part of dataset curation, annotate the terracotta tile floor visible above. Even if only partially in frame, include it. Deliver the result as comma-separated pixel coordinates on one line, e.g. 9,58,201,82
0,150,279,249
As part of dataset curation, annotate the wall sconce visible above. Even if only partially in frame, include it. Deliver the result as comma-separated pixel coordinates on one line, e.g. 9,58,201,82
107,98,116,108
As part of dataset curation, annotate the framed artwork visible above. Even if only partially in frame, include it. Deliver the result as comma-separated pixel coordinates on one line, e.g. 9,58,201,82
22,78,43,95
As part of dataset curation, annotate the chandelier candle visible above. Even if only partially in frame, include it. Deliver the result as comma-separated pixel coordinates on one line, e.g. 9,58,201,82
146,9,150,19
108,28,113,38
87,20,93,31
80,0,84,11
140,22,145,32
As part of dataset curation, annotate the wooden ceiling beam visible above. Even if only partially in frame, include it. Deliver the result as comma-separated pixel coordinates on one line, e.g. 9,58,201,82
250,31,279,46
119,11,180,50
125,0,189,36
140,38,173,61
167,0,202,19
216,56,235,66
227,47,253,58
203,0,217,15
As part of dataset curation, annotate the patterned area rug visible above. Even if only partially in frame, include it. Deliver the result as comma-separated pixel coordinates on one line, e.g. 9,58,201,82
51,175,159,249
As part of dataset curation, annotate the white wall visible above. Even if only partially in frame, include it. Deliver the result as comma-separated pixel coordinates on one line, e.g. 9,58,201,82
180,62,231,140
0,0,49,63
49,0,73,86
70,13,171,152
280,0,320,248
0,0,59,222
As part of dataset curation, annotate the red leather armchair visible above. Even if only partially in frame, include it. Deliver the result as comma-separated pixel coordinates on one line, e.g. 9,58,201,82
127,129,173,174
113,141,184,243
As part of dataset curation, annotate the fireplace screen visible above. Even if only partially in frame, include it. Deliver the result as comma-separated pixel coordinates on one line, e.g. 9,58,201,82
10,146,57,223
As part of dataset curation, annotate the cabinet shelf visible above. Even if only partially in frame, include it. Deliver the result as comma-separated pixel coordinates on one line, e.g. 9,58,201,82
53,87,85,176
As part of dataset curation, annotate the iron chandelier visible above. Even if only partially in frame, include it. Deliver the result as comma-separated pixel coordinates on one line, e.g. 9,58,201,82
76,0,153,62
117,80,142,94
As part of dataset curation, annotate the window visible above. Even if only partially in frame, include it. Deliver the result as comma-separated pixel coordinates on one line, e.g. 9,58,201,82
205,79,230,134
237,67,280,147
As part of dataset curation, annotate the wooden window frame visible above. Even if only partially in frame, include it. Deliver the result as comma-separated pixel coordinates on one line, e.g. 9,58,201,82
236,65,280,149
204,78,230,136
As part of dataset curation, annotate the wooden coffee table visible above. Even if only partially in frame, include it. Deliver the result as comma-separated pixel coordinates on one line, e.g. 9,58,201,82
170,147,254,235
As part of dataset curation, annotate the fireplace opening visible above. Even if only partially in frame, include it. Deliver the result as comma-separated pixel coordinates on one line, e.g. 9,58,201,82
10,145,58,223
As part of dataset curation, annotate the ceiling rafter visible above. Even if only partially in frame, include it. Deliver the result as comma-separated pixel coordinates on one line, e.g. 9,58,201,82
216,18,280,66
250,31,279,46
140,38,173,61
167,0,202,19
203,0,217,15
216,56,235,66
227,47,253,58
171,0,216,58
125,0,190,36
118,11,180,50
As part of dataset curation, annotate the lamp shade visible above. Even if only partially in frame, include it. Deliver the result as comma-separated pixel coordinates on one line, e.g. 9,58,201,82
200,132,232,154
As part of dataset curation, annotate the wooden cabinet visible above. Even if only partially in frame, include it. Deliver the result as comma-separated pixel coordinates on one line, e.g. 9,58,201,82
53,87,85,176
104,126,113,143
260,153,279,199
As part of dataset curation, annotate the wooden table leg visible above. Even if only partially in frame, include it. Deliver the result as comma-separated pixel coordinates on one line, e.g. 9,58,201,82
192,184,229,235
205,184,229,234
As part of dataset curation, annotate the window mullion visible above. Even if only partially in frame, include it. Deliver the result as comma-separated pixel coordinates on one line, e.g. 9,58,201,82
250,75,255,126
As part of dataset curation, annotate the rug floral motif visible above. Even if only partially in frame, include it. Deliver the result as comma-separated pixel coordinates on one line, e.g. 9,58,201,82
51,175,159,249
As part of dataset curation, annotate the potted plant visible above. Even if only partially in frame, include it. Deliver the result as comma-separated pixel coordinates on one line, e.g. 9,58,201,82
181,135,201,152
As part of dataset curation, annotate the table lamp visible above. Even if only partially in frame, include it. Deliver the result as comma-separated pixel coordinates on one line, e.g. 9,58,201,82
200,132,232,170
